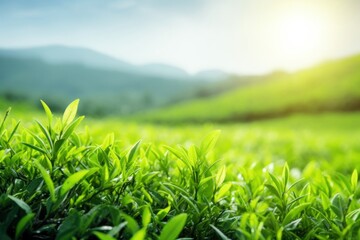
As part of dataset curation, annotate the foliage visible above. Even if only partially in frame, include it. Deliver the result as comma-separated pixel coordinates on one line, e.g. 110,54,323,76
0,100,360,239
138,54,360,123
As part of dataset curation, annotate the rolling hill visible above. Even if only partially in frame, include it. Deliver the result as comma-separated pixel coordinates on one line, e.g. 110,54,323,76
137,54,360,123
0,56,202,115
0,45,238,115
0,45,226,81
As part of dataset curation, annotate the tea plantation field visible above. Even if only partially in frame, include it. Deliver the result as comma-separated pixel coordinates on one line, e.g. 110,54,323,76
1,100,360,239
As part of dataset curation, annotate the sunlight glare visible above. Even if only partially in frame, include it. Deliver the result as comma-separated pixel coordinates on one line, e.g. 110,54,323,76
275,9,328,70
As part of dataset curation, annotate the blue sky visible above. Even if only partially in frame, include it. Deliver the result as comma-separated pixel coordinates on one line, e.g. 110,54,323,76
1,0,360,74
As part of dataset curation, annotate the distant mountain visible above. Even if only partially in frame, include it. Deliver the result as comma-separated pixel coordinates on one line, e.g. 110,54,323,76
0,45,199,80
0,45,247,82
0,45,262,116
0,55,201,115
140,63,189,79
0,45,133,70
195,70,229,81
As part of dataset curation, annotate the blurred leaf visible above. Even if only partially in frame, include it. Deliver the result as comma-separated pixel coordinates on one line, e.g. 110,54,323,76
93,231,116,240
108,222,127,236
8,195,32,214
40,100,53,126
282,162,289,187
62,99,79,126
215,182,231,202
331,193,346,220
200,130,221,156
22,142,48,155
130,228,146,240
351,169,358,192
283,203,310,225
210,224,231,240
156,205,171,221
34,162,56,201
128,140,141,163
215,165,226,187
163,145,191,169
158,213,187,240
188,145,197,167
122,213,139,235
61,116,84,140
15,213,35,240
142,207,151,227
35,120,53,148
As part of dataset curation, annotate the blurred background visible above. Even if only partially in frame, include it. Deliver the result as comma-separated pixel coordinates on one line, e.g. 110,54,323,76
1,0,360,122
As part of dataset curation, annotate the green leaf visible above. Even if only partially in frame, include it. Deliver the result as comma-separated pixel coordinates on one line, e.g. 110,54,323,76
108,222,127,236
265,184,281,199
210,224,231,240
215,182,232,202
22,142,48,155
188,145,197,167
283,203,310,225
156,205,171,221
130,228,146,240
351,169,358,192
215,165,226,187
347,209,360,221
62,99,79,126
0,107,11,134
180,194,200,214
142,207,151,227
35,161,56,201
35,120,53,148
7,121,20,142
93,231,116,240
15,213,35,240
269,173,283,194
61,116,84,140
8,195,32,214
158,213,187,240
331,193,346,219
163,145,191,169
122,213,139,234
200,130,221,156
282,162,289,188
60,168,97,196
40,100,53,126
128,140,141,163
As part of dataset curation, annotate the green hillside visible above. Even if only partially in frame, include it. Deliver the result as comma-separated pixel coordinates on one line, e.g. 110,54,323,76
138,54,360,122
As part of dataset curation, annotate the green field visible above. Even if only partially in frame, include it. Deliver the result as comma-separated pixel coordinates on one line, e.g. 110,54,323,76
1,100,360,239
139,54,360,123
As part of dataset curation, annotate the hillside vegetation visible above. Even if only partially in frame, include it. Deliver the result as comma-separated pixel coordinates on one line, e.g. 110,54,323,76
138,54,360,123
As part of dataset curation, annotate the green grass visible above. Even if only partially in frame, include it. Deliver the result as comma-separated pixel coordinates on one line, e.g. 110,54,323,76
1,100,360,239
138,54,360,123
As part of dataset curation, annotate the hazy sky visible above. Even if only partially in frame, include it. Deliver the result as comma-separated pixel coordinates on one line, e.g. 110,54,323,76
1,0,360,74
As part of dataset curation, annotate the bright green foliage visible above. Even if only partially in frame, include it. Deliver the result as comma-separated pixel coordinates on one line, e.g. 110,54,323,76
138,54,360,123
0,101,360,239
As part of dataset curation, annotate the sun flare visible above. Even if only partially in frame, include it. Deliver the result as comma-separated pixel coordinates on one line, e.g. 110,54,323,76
274,7,330,69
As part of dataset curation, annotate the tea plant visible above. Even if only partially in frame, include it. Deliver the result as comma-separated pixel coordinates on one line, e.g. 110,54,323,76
0,100,359,239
